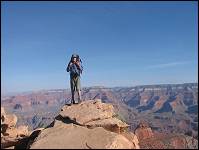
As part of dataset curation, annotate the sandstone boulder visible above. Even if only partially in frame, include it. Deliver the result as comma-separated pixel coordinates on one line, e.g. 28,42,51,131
59,99,129,133
3,114,17,128
17,125,29,137
30,121,138,149
1,107,29,149
60,99,115,125
85,117,129,133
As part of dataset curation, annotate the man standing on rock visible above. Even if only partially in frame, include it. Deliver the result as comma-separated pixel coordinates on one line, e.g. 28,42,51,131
66,54,83,105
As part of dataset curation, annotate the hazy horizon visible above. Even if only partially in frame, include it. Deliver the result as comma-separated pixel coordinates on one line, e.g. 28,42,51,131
1,1,198,94
2,82,198,96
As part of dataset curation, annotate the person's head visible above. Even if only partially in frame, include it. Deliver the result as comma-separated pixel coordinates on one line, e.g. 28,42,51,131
71,54,79,63
72,57,77,62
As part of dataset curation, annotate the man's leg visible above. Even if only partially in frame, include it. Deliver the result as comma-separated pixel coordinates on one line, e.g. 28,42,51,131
70,78,75,104
76,76,82,103
71,91,75,104
77,90,82,103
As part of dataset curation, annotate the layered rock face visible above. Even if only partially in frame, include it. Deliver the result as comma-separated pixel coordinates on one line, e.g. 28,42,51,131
135,121,154,140
29,99,140,149
1,99,198,149
1,107,29,149
2,83,198,139
135,122,198,149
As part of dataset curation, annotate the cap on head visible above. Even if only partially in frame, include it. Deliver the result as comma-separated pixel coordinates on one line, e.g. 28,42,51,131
72,54,79,58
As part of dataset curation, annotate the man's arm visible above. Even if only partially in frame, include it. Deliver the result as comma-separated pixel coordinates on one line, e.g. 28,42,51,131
66,62,72,72
75,61,83,73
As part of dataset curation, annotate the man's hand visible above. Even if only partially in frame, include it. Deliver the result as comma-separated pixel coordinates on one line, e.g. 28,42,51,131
75,61,80,66
75,61,81,69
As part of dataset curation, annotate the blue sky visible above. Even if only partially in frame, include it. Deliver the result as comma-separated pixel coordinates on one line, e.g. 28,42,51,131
1,1,198,94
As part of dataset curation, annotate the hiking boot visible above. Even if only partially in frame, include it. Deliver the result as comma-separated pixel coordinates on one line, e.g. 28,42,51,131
72,100,76,104
65,103,71,106
73,101,79,104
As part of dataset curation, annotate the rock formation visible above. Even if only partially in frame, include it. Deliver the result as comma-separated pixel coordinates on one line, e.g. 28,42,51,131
1,99,197,149
135,121,154,140
1,107,29,149
29,99,140,149
59,99,129,133
2,83,198,138
135,124,198,149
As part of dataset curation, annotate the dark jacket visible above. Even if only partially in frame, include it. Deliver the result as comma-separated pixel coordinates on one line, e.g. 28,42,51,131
67,62,83,77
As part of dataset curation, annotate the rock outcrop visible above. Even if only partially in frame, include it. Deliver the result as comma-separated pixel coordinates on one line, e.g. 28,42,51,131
1,107,30,149
30,121,136,149
29,99,140,149
134,120,198,149
59,99,129,133
135,121,154,140
138,132,198,149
